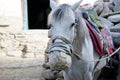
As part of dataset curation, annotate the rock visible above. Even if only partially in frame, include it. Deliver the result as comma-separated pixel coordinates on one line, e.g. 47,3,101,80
114,23,120,27
100,17,114,27
93,2,104,15
102,11,120,18
113,0,120,11
24,53,35,58
100,2,113,16
108,14,120,23
110,27,120,32
107,0,114,10
94,0,104,6
111,32,120,47
18,44,27,51
111,32,120,38
110,23,120,32
6,50,23,57
113,37,120,47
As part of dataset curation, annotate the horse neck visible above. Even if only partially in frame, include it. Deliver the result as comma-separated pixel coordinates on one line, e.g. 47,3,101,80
73,12,93,57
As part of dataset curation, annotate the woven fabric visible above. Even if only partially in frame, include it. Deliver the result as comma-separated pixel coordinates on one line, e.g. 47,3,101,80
88,11,104,29
101,27,114,54
84,19,103,56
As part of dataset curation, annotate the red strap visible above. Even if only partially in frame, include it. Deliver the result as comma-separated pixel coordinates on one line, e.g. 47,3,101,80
84,19,103,56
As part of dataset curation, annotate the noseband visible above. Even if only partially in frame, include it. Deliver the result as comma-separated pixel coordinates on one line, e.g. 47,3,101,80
46,36,80,59
46,36,73,56
52,36,72,45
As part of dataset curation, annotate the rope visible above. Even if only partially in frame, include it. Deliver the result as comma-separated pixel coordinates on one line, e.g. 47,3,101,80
86,46,120,62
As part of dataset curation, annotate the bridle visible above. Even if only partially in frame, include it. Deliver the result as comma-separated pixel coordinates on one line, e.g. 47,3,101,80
46,36,73,56
46,16,81,59
46,34,81,59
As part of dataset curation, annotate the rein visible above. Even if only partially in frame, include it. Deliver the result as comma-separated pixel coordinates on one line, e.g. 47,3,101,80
86,46,120,62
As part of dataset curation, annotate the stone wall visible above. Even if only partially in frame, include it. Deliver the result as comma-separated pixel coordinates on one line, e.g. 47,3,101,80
0,30,49,58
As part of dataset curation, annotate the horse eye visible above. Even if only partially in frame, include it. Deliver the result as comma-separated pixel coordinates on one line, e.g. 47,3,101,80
71,23,75,27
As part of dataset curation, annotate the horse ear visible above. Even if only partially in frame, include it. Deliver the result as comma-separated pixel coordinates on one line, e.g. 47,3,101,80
50,0,58,10
71,0,83,11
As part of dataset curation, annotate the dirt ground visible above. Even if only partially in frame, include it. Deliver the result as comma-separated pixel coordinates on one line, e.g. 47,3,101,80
0,56,46,80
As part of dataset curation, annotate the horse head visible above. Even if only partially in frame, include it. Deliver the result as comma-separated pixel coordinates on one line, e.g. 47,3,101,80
46,0,83,70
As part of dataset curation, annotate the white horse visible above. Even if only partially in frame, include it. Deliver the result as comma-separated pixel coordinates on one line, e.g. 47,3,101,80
46,0,106,80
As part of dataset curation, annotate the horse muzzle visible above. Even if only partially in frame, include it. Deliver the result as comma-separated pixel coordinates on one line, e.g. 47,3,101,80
45,37,73,70
48,50,72,70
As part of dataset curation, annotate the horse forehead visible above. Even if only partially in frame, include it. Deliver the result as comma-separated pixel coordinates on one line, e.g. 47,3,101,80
51,11,75,25
52,6,75,20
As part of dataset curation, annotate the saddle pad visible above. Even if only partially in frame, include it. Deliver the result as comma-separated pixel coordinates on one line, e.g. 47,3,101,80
88,11,104,29
84,19,114,56
101,27,114,54
84,19,103,56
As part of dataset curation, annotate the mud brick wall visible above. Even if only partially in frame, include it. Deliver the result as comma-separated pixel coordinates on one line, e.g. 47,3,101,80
0,30,49,58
